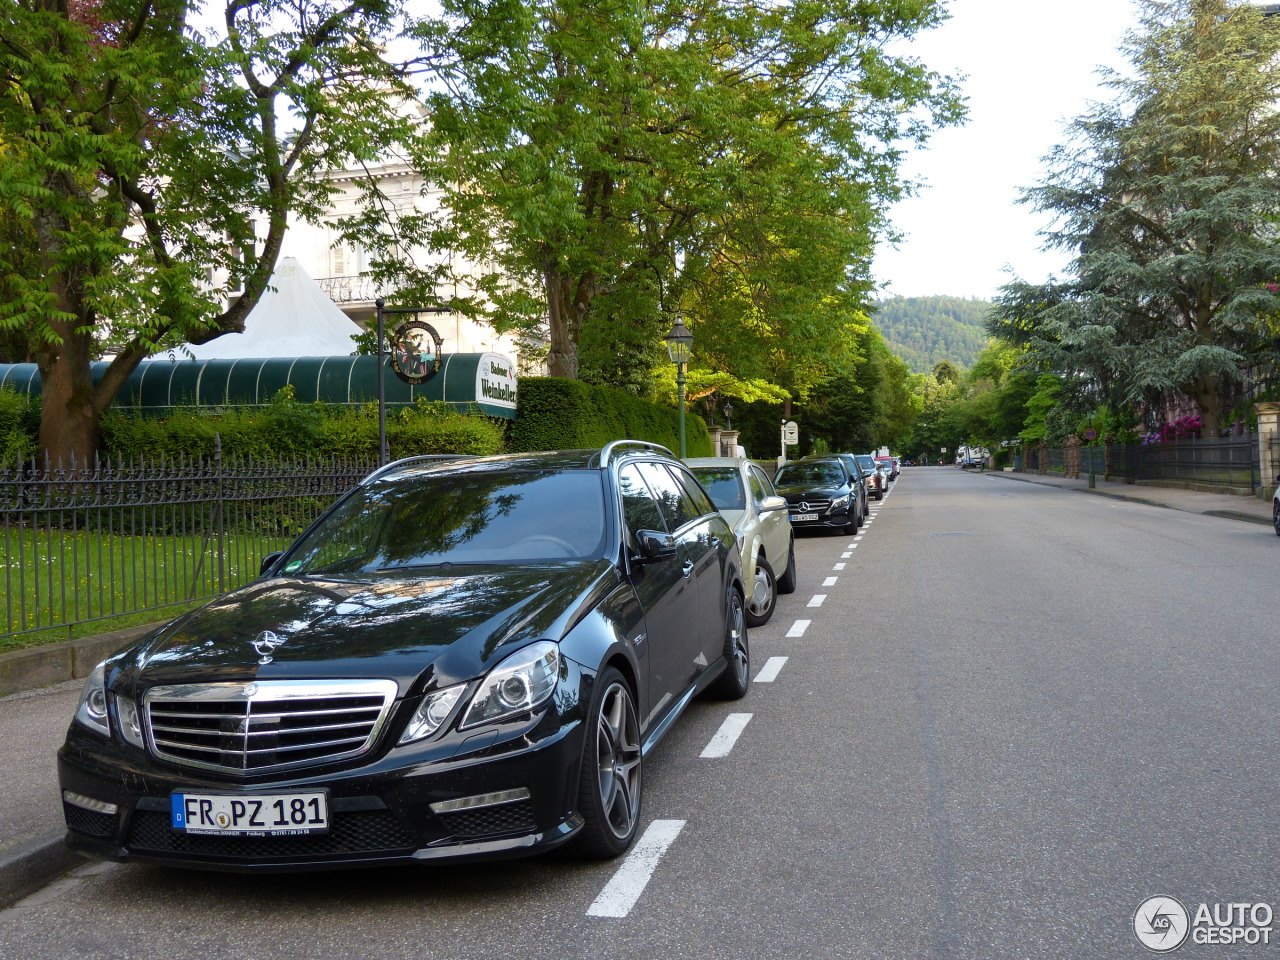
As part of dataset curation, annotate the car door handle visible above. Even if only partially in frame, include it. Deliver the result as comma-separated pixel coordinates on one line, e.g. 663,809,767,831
681,560,694,578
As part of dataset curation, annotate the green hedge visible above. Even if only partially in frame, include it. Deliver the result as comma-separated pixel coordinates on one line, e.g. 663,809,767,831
510,377,712,456
0,388,38,463
101,390,506,461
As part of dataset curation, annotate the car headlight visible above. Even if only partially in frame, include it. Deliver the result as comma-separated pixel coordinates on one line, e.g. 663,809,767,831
73,662,111,739
831,494,850,510
460,641,560,730
398,683,468,745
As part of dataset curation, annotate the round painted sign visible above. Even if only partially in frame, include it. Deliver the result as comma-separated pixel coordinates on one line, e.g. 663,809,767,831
390,320,443,385
1084,428,1097,441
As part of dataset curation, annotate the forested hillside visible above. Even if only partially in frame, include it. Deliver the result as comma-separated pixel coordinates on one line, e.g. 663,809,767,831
873,295,992,373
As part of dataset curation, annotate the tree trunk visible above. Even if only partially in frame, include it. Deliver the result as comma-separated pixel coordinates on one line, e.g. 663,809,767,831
544,260,593,380
37,322,102,470
1192,375,1222,440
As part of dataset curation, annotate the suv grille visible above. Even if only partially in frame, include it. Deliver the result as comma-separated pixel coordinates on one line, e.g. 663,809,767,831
786,497,833,513
144,679,399,776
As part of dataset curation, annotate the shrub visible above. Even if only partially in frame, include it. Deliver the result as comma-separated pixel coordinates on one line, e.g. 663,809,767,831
509,377,712,455
0,387,38,464
101,390,506,462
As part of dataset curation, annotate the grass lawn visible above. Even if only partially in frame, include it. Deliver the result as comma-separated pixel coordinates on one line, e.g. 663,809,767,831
1,528,294,653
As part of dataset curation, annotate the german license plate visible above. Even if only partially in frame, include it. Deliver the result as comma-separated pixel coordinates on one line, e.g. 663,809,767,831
790,513,819,522
171,791,330,836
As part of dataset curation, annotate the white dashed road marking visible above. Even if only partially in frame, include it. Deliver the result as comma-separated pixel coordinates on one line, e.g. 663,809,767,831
755,656,787,682
700,713,752,758
833,562,846,570
587,819,686,918
823,577,838,587
787,620,810,637
808,595,825,607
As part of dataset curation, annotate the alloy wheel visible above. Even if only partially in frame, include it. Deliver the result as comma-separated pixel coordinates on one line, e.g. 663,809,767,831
595,681,642,841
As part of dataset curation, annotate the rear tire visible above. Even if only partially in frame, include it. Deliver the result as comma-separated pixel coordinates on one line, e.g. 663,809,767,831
744,556,777,627
777,539,798,594
1273,499,1280,537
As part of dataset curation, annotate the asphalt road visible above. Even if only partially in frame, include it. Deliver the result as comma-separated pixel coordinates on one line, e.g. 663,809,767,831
2,467,1277,959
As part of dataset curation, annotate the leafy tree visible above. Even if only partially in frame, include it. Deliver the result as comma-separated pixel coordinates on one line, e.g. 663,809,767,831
932,359,961,386
386,0,962,395
0,0,423,466
991,0,1280,439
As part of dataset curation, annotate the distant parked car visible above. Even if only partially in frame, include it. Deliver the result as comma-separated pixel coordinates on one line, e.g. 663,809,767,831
773,457,860,535
688,458,798,626
833,453,869,529
1273,483,1280,536
854,453,886,501
874,456,899,482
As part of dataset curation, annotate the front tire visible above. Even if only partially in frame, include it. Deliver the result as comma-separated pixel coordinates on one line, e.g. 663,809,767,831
573,667,642,859
708,587,749,700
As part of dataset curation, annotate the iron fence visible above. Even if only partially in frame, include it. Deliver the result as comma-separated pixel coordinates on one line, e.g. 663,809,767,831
1,441,374,642
1036,436,1260,492
1107,437,1260,492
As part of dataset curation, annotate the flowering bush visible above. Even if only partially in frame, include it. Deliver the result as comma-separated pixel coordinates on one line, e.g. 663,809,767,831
1141,415,1202,444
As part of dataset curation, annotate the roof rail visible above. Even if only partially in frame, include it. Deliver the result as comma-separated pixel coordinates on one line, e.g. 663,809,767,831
359,454,474,485
599,439,675,468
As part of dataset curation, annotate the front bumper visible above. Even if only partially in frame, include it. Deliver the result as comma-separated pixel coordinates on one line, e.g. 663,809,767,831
785,507,855,531
58,703,586,873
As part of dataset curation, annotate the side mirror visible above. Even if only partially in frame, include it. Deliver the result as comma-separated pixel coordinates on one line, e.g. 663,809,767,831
759,495,788,514
633,529,677,563
260,552,285,577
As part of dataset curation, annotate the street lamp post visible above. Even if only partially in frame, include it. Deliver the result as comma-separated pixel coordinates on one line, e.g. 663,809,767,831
664,315,693,459
723,400,733,431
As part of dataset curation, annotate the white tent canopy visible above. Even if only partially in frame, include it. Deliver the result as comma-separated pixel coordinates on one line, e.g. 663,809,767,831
172,258,362,360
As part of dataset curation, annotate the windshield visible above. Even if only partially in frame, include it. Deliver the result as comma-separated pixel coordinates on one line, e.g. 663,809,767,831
689,467,745,511
281,469,608,574
775,461,845,486
855,455,877,472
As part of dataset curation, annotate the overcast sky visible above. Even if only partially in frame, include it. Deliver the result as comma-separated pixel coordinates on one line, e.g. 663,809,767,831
871,0,1147,302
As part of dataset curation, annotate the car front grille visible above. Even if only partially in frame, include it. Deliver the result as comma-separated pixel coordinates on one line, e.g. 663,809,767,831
126,809,417,859
786,498,833,513
144,679,399,776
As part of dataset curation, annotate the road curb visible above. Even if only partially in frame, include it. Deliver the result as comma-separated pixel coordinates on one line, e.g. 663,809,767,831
0,829,85,908
0,622,165,699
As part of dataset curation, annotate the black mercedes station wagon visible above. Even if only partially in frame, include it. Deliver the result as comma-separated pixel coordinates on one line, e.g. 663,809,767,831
58,442,749,871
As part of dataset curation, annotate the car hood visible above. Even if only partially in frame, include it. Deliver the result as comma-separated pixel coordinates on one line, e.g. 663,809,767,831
773,481,848,499
112,561,619,697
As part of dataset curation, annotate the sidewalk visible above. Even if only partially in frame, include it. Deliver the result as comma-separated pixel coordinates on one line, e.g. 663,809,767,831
0,472,1273,905
981,467,1275,526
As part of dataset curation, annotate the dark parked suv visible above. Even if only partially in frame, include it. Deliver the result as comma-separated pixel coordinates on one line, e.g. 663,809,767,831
59,442,748,871
773,456,860,535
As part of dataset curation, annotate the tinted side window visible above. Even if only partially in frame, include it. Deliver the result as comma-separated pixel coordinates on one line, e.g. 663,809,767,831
618,465,666,548
672,466,717,518
638,462,702,531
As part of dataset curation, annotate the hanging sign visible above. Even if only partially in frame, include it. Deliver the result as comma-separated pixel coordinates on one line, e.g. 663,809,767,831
389,319,443,385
